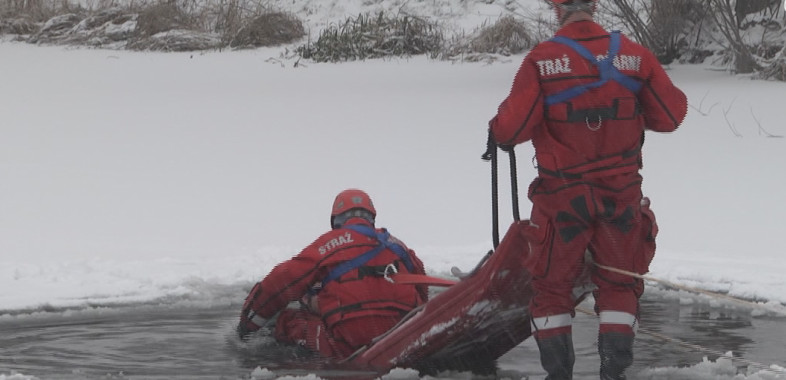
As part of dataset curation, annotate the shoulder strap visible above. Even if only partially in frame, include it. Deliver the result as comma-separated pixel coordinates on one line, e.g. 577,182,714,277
545,31,642,106
320,225,415,289
344,224,415,272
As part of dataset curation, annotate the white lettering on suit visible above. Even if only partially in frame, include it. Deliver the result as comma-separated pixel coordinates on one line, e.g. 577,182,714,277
536,54,642,77
318,232,354,255
536,55,572,76
596,54,642,71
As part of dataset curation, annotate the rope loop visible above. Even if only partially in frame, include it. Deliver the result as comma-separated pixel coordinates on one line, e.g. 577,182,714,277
593,262,786,316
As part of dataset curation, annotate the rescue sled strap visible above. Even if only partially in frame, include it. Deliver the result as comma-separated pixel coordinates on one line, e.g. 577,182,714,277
321,225,415,289
545,31,642,106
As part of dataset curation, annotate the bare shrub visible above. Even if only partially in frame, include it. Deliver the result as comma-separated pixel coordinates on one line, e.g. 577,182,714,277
128,29,221,51
1,0,58,22
601,0,706,64
65,8,136,46
230,11,304,49
707,0,762,73
297,11,444,62
756,46,786,81
28,13,82,43
0,16,38,35
76,6,125,30
438,15,534,63
207,0,269,43
127,0,282,47
133,1,198,38
735,0,780,27
648,0,706,63
469,15,533,55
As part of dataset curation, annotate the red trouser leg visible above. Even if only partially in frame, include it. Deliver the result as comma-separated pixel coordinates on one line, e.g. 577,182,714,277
527,177,650,380
274,309,348,358
589,183,647,334
526,184,593,325
275,310,399,359
526,178,648,329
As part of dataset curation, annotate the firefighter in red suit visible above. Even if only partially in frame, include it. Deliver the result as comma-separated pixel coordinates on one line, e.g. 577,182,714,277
236,189,428,359
488,0,687,378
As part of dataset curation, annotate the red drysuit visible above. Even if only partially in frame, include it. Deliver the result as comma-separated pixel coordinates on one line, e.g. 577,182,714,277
490,20,687,339
238,218,428,359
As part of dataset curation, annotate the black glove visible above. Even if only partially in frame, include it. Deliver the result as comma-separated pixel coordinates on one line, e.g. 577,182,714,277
481,128,496,161
236,322,253,341
236,316,268,341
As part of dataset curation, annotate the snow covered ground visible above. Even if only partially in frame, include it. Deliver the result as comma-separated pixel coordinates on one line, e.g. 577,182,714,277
2,1,786,379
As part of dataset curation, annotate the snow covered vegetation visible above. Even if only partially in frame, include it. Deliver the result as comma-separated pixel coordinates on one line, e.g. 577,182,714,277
1,0,785,78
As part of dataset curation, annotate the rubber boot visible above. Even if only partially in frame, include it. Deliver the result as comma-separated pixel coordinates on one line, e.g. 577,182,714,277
535,333,575,380
598,332,634,380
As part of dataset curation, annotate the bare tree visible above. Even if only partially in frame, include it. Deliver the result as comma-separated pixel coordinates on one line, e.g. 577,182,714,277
707,0,761,73
600,0,705,64
735,0,780,27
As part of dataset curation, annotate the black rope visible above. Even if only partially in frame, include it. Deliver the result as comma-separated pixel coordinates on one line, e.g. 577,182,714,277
482,129,523,247
509,149,520,222
482,130,500,249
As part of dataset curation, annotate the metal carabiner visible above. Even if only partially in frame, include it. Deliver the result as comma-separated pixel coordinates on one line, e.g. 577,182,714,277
383,263,398,283
586,115,603,131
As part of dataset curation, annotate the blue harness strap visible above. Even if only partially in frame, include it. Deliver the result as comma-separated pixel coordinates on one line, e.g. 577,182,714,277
320,225,415,289
545,31,642,106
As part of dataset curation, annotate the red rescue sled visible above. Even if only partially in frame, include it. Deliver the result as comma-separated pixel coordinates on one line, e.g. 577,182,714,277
336,145,593,375
339,221,537,374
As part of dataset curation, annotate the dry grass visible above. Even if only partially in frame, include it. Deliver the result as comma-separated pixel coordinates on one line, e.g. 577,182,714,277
133,2,198,38
229,11,304,48
757,47,786,81
437,15,533,62
297,11,444,62
127,29,221,51
468,15,533,55
1,0,306,51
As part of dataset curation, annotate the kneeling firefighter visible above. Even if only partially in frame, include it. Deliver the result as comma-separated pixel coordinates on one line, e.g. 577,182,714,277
236,189,429,359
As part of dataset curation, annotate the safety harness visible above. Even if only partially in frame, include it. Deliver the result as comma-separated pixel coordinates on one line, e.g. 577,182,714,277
320,224,415,289
545,31,642,106
538,31,645,180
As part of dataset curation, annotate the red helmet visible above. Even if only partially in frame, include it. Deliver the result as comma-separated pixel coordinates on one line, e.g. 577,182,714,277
330,189,376,228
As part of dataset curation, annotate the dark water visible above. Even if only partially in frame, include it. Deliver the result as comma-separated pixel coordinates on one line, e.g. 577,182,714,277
499,297,786,379
1,294,785,380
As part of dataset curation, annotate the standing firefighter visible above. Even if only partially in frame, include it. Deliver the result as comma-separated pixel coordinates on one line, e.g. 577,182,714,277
488,0,687,379
236,189,428,359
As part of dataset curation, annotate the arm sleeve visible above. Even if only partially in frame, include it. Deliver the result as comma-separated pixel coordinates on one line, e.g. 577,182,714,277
248,244,322,319
490,55,544,146
638,49,688,132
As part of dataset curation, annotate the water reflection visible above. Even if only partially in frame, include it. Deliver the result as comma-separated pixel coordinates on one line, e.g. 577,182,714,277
499,294,783,379
630,295,780,377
